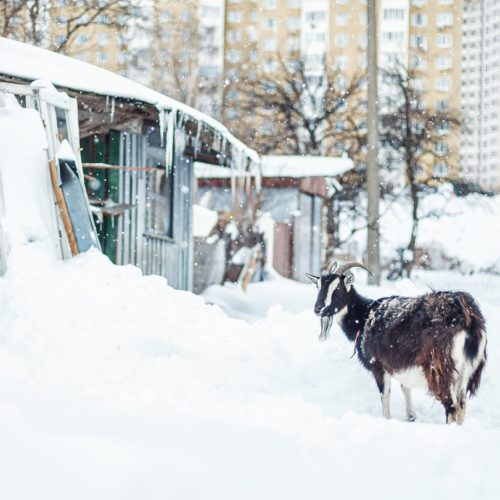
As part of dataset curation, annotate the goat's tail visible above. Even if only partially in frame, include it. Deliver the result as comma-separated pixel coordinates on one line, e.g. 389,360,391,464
457,292,487,396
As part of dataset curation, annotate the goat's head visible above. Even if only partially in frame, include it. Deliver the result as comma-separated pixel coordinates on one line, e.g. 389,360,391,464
306,261,372,340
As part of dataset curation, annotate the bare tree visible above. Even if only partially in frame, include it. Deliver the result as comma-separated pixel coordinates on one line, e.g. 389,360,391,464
380,65,461,277
1,0,139,52
228,57,366,158
225,57,367,262
124,1,222,118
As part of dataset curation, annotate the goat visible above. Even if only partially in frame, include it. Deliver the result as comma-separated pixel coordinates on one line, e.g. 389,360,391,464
306,261,487,425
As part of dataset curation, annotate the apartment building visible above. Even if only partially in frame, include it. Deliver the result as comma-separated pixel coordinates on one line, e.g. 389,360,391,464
461,0,500,192
148,0,225,117
4,0,479,186
48,3,129,74
222,0,462,179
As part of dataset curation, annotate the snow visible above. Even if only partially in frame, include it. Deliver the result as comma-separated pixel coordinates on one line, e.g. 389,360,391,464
261,155,354,178
341,186,500,272
193,204,218,237
0,247,500,499
0,37,259,164
0,94,59,261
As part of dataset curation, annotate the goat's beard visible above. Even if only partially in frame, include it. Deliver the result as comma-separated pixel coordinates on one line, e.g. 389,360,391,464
319,315,333,342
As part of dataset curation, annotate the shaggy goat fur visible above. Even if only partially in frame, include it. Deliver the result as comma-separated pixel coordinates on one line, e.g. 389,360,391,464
311,270,487,424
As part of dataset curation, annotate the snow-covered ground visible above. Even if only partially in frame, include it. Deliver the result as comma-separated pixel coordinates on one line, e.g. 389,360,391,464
1,248,499,500
340,186,500,272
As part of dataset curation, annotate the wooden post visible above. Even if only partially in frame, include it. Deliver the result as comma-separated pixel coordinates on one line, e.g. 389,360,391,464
48,159,79,256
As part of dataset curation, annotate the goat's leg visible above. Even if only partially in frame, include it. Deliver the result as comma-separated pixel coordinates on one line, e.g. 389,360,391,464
373,366,391,419
401,385,416,422
455,389,467,425
441,393,457,424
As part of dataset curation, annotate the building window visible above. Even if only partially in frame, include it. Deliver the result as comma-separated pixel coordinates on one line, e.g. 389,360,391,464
436,56,452,69
288,37,300,52
181,9,192,21
306,11,326,23
437,12,453,27
56,16,67,27
436,33,452,48
96,52,108,63
288,0,301,7
383,9,404,20
437,120,449,135
383,31,404,43
265,17,277,30
76,34,88,45
411,54,426,69
334,55,348,71
436,76,451,91
335,33,348,47
263,59,278,72
97,33,109,47
413,77,426,91
434,162,448,176
228,11,242,23
264,0,278,9
288,17,301,31
263,38,277,51
336,13,348,26
227,30,241,43
435,142,449,156
411,13,428,27
411,34,427,50
227,49,241,63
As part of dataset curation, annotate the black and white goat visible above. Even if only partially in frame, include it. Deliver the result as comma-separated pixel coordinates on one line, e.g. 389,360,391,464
307,261,487,424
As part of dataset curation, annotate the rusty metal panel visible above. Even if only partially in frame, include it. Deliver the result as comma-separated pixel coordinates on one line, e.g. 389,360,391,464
273,222,293,278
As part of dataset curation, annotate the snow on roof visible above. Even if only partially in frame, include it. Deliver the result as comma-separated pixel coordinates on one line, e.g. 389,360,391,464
261,155,354,178
0,37,259,163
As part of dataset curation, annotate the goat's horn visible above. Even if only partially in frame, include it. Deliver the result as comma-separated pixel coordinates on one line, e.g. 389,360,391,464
305,273,320,284
327,260,338,274
335,261,373,276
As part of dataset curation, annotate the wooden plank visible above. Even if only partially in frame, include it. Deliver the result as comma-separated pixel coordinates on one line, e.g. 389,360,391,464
48,159,79,256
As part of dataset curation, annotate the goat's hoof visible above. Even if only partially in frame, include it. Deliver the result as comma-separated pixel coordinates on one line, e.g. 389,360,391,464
407,414,417,423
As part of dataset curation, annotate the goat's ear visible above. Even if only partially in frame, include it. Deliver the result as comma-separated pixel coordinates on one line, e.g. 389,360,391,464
305,273,320,285
343,272,354,288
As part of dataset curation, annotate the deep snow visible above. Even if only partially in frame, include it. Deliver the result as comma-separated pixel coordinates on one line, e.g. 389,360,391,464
340,186,500,272
0,248,499,500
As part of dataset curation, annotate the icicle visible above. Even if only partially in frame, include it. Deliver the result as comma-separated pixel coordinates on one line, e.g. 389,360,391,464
195,121,201,155
165,110,175,174
110,97,115,122
158,107,166,147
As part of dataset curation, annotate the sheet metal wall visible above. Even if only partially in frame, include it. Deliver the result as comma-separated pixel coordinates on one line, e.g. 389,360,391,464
116,130,194,291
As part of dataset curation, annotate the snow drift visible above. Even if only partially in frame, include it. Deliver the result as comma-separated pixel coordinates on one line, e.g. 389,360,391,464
0,247,499,500
340,186,500,273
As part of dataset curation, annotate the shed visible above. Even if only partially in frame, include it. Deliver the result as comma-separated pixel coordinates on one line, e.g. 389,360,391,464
0,37,260,291
260,155,354,281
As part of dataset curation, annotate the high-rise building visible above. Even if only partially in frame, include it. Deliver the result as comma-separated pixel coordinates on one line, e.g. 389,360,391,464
6,0,487,188
461,0,500,192
222,0,462,180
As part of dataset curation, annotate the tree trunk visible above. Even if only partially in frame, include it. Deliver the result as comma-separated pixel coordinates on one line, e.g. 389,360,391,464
404,183,419,278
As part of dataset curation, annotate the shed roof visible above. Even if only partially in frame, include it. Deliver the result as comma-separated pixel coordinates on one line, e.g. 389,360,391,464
261,155,354,178
0,37,259,163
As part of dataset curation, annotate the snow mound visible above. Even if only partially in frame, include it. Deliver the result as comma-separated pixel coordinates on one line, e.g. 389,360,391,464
0,248,500,499
341,188,500,272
